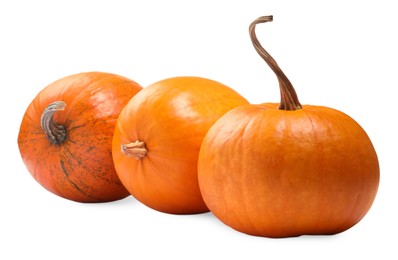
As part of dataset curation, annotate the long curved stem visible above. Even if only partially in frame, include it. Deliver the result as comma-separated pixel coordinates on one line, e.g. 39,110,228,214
249,15,302,110
41,101,67,145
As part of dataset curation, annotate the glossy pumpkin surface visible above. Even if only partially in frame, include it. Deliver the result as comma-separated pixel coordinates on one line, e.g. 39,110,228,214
112,76,249,214
197,16,379,237
198,103,379,237
18,72,143,202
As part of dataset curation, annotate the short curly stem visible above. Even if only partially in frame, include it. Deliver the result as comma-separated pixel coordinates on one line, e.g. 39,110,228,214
121,140,147,160
249,15,302,110
41,101,67,145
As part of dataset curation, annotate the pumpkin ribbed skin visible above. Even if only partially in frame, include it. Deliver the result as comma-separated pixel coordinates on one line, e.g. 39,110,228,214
198,103,380,237
112,76,249,214
18,72,143,202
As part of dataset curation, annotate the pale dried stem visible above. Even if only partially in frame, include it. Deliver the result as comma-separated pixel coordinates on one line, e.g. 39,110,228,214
121,140,147,160
41,101,67,145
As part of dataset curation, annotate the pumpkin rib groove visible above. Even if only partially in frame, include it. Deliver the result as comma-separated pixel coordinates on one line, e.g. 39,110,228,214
62,147,122,186
59,159,99,201
301,109,331,233
61,143,82,165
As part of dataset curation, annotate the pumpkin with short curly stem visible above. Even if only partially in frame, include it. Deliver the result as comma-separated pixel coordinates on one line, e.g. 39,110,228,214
18,72,143,202
112,76,249,214
198,16,380,238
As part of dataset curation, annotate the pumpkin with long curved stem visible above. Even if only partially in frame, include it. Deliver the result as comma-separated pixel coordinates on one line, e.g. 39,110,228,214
198,16,380,238
18,72,143,202
112,76,249,214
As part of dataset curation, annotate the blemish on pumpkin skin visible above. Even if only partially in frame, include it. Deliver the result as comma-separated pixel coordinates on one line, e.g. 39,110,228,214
86,146,96,152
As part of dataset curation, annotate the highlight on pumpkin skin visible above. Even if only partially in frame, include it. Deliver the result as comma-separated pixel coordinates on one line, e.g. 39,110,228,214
121,140,148,160
40,101,67,145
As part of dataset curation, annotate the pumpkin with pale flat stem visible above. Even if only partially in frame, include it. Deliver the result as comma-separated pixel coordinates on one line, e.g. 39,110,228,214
197,16,380,238
18,72,142,202
112,76,249,214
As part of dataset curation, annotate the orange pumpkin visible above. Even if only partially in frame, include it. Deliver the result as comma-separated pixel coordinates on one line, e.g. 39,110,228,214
112,76,249,214
18,72,143,202
198,16,380,237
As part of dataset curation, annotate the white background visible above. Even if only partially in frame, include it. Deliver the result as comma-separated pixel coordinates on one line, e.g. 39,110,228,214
1,0,397,259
